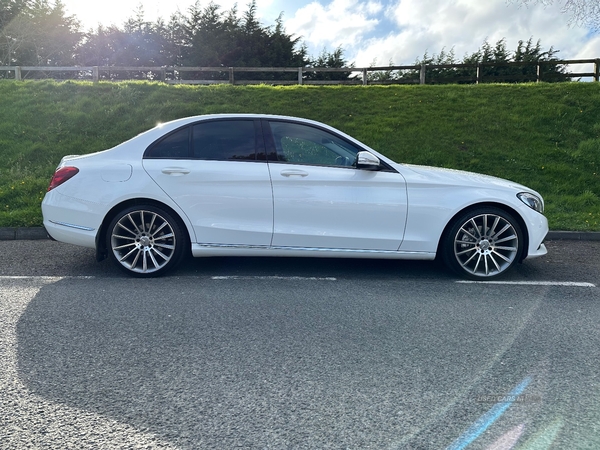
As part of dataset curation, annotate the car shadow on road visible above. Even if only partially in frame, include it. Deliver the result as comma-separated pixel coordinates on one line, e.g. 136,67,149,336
176,254,454,280
16,257,599,448
13,274,541,448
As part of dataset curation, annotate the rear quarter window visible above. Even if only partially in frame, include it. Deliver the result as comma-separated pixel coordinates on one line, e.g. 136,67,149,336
144,127,190,158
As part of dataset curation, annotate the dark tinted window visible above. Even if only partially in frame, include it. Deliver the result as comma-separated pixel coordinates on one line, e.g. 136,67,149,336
268,121,360,167
145,127,190,158
193,120,256,161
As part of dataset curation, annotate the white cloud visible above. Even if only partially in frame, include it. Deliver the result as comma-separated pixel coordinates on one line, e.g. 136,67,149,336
285,0,382,51
333,0,597,67
364,1,385,15
574,35,600,59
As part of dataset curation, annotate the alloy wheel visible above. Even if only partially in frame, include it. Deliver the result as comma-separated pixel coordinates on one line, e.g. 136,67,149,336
452,213,519,278
110,209,177,274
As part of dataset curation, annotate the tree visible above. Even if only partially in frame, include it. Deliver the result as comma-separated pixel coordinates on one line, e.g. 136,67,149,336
77,20,173,79
512,37,564,82
77,25,119,68
78,7,201,79
119,7,173,67
305,47,354,81
268,14,307,67
464,38,516,81
401,38,565,84
179,0,308,81
2,0,343,82
404,47,461,83
509,0,600,30
0,0,31,31
182,1,234,68
366,59,398,83
0,0,81,70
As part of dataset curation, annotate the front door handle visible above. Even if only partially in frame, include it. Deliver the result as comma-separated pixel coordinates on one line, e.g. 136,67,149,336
161,167,190,176
280,169,309,177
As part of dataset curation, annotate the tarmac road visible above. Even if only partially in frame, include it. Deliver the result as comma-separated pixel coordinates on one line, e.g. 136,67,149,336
0,239,599,449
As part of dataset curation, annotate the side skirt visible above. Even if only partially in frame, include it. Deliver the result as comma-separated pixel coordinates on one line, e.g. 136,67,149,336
190,243,436,260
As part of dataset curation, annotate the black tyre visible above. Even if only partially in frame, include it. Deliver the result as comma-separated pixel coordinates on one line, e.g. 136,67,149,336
106,205,186,277
442,207,524,279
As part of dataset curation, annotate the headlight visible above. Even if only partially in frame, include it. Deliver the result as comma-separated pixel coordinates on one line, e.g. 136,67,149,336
517,192,544,214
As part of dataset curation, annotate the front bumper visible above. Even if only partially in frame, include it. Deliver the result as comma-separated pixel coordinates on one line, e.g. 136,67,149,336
525,242,548,259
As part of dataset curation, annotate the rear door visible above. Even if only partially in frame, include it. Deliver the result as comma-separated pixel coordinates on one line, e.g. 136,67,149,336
142,119,273,246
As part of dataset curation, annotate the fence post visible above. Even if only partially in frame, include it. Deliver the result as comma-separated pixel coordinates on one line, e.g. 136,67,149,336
92,66,99,83
229,67,234,84
476,64,481,84
537,63,541,83
362,68,368,86
15,66,21,81
420,64,426,85
298,67,303,85
595,59,600,82
160,67,166,82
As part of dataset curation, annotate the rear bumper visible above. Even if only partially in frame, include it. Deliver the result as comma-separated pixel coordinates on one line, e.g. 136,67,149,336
43,219,97,249
41,190,102,249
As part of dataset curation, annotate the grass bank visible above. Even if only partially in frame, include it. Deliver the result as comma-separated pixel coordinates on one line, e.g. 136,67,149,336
0,80,599,230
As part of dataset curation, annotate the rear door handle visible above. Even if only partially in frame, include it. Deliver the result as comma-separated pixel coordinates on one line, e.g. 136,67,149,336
161,167,190,176
280,169,309,177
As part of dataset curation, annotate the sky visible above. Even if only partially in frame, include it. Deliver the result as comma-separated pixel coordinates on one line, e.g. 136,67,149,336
60,0,600,67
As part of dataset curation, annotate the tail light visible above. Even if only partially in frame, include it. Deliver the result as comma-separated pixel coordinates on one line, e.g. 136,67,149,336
48,166,79,191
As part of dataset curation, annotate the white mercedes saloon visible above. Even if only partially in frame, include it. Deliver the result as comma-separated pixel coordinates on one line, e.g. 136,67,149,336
42,114,548,278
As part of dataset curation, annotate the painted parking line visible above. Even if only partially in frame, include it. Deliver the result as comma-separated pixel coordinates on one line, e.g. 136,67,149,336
0,276,592,286
211,276,337,281
0,275,336,281
0,276,96,281
456,280,596,287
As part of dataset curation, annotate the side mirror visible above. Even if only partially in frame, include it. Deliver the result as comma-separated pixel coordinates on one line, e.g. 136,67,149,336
355,151,381,170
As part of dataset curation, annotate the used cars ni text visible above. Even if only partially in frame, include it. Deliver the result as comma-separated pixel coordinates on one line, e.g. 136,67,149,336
42,114,548,279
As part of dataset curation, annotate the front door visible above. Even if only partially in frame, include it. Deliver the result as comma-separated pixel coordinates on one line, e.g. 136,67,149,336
265,120,408,251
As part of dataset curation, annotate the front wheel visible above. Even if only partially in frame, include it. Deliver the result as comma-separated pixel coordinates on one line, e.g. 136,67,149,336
442,207,524,279
106,205,186,277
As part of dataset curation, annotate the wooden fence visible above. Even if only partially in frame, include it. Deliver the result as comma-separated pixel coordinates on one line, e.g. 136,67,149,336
0,58,599,85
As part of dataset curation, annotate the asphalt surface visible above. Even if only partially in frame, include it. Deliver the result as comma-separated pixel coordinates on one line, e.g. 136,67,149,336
1,240,599,449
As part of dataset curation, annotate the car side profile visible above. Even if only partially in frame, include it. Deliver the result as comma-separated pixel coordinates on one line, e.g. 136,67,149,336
42,114,548,279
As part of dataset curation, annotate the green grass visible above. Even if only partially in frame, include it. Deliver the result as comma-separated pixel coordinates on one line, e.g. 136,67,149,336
0,80,599,230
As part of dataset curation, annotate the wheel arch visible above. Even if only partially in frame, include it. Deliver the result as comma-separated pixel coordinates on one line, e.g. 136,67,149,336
95,198,192,262
436,202,529,262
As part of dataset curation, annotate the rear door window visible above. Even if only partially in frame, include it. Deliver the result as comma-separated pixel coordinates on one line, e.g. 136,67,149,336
192,120,257,161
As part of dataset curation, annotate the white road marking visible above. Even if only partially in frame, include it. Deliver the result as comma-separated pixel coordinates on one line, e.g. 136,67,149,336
211,276,337,281
0,276,593,287
456,280,596,287
0,276,95,280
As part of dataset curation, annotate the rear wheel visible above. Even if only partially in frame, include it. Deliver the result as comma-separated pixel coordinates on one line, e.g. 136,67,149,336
442,207,524,279
106,205,186,277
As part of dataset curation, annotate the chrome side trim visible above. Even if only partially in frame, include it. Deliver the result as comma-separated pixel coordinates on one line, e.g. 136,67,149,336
49,220,95,232
196,243,422,254
195,243,271,250
270,246,412,254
